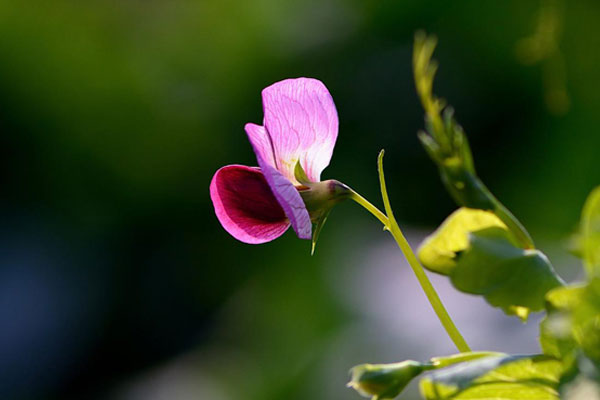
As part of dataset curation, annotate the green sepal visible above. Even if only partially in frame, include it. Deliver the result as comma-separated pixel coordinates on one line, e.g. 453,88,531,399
295,162,352,254
311,209,330,256
294,160,311,185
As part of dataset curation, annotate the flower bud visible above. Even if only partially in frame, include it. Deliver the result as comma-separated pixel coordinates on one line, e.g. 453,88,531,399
297,179,352,255
347,360,429,399
298,179,351,222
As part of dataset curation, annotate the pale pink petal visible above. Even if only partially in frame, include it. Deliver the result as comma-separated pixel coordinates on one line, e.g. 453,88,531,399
261,77,338,183
244,123,276,169
210,165,290,244
246,127,312,240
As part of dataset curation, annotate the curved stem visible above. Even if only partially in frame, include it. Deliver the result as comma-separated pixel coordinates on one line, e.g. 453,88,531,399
377,150,470,352
348,151,471,353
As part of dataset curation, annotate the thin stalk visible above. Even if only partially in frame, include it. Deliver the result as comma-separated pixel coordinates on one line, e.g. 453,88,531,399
493,201,535,250
353,150,470,353
349,190,389,227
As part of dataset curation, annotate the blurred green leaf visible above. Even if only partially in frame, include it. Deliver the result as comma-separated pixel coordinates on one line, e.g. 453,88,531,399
540,284,584,359
540,280,600,400
420,354,562,400
582,186,600,277
541,279,600,364
539,312,578,361
419,208,563,319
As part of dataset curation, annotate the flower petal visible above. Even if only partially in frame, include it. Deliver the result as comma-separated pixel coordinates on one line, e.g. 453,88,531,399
261,77,338,183
210,165,290,244
244,123,276,168
246,125,312,240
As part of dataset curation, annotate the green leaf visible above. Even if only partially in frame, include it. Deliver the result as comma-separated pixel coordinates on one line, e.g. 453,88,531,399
420,354,563,400
418,208,515,275
347,352,501,400
430,351,504,369
418,208,563,319
451,227,563,319
582,186,600,277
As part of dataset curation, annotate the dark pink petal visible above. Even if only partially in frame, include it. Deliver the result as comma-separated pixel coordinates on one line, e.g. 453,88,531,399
210,165,290,244
262,77,338,183
246,125,312,240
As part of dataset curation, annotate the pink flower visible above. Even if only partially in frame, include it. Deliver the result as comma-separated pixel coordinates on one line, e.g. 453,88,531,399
210,78,343,244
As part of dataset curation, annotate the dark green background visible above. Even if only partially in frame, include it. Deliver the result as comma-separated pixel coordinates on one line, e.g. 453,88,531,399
0,1,598,399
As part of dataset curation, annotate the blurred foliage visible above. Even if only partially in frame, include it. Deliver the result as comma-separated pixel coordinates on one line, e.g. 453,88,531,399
516,0,570,115
1,0,600,399
581,186,600,277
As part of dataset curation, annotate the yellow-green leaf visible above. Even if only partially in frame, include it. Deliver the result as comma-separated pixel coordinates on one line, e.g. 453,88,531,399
417,208,513,275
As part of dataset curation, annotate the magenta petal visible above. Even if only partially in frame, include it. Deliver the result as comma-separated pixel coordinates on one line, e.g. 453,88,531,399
210,165,290,244
261,77,338,183
246,125,312,240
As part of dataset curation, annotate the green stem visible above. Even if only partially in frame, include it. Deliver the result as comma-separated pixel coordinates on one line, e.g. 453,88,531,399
350,151,470,353
493,201,535,250
377,151,470,352
349,190,389,227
